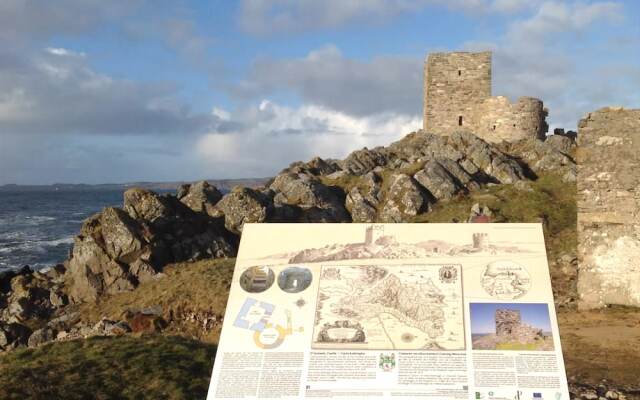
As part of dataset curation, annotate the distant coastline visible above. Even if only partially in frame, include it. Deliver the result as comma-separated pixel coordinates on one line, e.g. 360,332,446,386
0,178,269,193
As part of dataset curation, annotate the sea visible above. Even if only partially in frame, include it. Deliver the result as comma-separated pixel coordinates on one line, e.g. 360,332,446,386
0,189,128,272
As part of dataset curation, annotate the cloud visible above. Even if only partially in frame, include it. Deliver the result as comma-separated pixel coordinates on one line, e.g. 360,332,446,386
196,100,421,177
0,0,142,46
0,47,218,135
237,0,535,34
234,45,423,117
463,1,631,129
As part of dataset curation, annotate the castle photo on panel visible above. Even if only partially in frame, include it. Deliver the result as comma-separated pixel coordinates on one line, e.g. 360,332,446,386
470,303,554,351
239,266,275,293
277,266,313,293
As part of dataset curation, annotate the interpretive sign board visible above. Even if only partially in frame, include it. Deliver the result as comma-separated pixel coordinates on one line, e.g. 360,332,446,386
207,223,570,400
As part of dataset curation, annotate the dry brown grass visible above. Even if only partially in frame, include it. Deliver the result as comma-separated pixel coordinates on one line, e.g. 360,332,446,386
77,258,235,343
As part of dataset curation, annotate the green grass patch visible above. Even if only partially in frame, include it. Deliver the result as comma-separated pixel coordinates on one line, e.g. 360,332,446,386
413,172,576,259
0,335,216,400
496,342,538,351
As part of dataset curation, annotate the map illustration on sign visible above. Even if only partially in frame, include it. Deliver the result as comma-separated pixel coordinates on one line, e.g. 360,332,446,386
312,264,464,350
481,260,531,300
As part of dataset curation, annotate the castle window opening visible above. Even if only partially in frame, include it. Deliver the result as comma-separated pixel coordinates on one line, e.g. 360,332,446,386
492,125,496,130
458,116,463,126
458,69,461,76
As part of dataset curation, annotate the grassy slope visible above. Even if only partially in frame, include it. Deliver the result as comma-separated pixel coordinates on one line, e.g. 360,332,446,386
0,335,216,400
77,258,236,343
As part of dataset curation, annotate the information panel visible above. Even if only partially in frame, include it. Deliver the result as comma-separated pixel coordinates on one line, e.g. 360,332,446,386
207,223,570,400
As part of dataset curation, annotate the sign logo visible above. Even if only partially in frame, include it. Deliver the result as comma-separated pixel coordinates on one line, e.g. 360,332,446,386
439,265,458,283
379,353,396,372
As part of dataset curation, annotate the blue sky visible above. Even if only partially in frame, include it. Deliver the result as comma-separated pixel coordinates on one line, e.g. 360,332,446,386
0,0,638,184
470,302,552,334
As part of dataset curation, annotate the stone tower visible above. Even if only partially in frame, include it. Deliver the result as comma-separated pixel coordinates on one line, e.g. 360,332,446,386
365,225,384,245
423,51,547,143
472,233,489,250
495,309,521,336
423,51,491,134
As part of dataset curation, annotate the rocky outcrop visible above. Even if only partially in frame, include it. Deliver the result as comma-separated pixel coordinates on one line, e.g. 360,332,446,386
499,133,577,182
269,173,350,222
65,188,237,303
0,265,68,351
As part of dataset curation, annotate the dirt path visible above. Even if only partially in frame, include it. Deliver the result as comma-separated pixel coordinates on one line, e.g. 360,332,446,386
558,307,640,397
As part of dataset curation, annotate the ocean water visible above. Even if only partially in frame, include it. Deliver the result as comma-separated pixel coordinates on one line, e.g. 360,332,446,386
0,190,126,272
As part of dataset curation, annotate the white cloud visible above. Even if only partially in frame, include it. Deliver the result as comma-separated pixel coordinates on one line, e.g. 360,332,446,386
463,1,631,129
196,100,421,177
0,47,216,135
235,45,422,116
237,0,535,34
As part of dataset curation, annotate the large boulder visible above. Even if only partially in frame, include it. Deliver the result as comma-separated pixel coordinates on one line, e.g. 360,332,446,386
177,181,223,214
413,159,468,201
380,174,431,222
270,173,350,222
214,187,272,234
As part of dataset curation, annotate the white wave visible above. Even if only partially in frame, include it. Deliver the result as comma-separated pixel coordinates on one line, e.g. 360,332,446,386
40,237,74,246
25,215,57,222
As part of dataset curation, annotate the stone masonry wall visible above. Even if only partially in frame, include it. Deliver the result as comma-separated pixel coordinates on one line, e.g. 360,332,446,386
423,51,491,135
473,96,548,143
423,51,547,143
495,309,521,336
577,107,640,309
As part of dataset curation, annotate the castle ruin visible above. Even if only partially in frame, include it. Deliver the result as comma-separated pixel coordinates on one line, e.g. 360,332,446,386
423,51,548,143
472,233,489,250
577,107,640,309
365,225,384,245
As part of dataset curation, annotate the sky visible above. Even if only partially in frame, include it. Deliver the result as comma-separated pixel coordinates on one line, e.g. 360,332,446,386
469,302,552,334
0,0,638,185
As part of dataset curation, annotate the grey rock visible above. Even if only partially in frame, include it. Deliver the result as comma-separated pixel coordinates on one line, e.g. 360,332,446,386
270,173,350,222
178,181,223,214
214,187,271,234
380,174,430,222
413,159,467,201
339,147,388,175
28,327,56,347
345,172,383,222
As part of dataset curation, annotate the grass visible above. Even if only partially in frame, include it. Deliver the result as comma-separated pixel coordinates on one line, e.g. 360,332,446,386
0,335,216,400
495,342,538,351
413,172,577,260
77,258,235,343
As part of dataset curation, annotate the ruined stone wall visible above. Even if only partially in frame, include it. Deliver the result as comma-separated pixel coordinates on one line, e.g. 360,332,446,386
495,309,520,336
577,107,640,309
473,96,548,143
423,51,491,135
